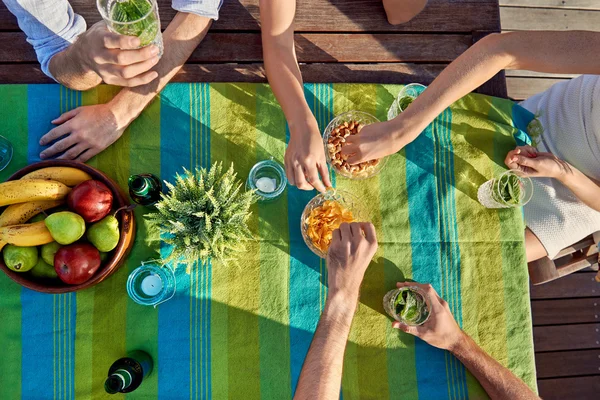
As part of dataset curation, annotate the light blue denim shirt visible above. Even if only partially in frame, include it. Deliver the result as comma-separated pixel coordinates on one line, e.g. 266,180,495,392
2,0,222,80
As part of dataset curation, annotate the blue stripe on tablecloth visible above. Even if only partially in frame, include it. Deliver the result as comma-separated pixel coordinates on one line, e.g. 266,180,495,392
405,117,451,400
288,84,326,395
433,108,469,399
158,83,193,399
27,85,61,162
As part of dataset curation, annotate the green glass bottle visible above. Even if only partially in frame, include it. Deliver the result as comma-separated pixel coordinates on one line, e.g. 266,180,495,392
128,173,162,206
104,350,153,394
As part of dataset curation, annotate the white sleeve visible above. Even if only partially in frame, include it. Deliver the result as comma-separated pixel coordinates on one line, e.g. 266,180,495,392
171,0,224,21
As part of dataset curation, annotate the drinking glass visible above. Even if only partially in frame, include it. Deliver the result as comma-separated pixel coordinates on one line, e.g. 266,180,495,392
0,135,13,172
387,83,427,120
383,286,431,326
477,169,534,209
97,0,163,56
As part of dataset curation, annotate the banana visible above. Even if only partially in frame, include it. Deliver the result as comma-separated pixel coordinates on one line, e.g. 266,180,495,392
0,221,54,251
0,199,64,227
21,167,92,187
0,179,71,207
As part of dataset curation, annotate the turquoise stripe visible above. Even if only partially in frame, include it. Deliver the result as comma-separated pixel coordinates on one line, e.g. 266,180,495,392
158,84,193,399
28,85,60,162
406,117,451,400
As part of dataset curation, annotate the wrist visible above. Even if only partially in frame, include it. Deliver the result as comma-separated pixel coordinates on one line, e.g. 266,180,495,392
327,288,360,309
110,91,147,127
447,330,469,354
388,114,421,149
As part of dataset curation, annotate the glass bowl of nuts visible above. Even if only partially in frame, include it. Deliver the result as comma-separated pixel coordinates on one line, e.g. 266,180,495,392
323,110,388,179
301,188,365,258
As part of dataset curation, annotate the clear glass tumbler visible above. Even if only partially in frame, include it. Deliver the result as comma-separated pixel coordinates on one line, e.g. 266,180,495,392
97,0,163,56
127,261,176,307
387,83,427,120
0,135,13,172
383,286,431,326
246,158,287,202
477,169,534,209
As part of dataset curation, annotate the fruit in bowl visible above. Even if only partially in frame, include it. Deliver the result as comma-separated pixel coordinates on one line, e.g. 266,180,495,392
0,160,135,293
301,189,364,258
323,110,388,180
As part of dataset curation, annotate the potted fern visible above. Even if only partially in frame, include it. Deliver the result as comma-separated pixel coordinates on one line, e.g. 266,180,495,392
146,162,257,271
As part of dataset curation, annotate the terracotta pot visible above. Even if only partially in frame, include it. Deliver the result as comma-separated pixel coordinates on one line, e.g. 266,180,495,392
0,160,135,293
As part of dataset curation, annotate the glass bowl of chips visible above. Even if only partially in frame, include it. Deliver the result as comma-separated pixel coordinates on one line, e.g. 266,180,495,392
301,189,365,258
323,110,388,180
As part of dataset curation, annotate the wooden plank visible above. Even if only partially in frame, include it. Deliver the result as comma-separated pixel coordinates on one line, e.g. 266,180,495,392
538,376,600,400
530,272,599,299
0,63,448,85
531,298,600,325
506,76,568,100
0,0,500,32
533,323,600,352
501,7,600,31
500,0,600,9
535,349,600,379
0,32,471,63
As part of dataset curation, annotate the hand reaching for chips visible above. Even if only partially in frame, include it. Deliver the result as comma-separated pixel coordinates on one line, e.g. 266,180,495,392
305,200,355,253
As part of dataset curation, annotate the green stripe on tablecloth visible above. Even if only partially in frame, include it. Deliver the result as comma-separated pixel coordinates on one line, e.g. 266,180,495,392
255,84,292,399
0,84,26,400
125,94,161,400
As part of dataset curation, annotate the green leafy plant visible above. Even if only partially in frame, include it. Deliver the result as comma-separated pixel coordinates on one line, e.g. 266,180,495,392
111,0,159,46
146,163,257,271
491,173,523,206
398,96,414,111
393,288,429,325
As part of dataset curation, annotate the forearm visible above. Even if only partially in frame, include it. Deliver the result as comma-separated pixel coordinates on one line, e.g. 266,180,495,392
451,333,539,400
48,46,103,91
294,293,356,400
109,12,212,126
390,31,600,147
557,166,600,212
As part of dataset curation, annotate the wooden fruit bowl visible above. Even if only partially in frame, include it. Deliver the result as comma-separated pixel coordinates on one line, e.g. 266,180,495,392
0,160,135,293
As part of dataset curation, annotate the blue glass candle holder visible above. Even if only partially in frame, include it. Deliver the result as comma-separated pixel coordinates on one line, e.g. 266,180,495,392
246,158,287,202
127,261,176,307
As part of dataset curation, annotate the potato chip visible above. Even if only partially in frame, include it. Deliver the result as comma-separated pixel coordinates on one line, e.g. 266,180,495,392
305,200,354,253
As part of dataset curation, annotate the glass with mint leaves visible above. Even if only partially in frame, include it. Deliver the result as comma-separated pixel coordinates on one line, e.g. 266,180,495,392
387,83,426,120
97,0,163,56
383,286,431,326
477,169,534,209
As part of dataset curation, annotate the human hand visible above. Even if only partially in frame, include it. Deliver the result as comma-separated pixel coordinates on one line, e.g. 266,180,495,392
74,21,160,87
392,282,463,351
505,146,571,179
341,120,406,165
39,104,128,162
327,222,378,300
285,121,332,192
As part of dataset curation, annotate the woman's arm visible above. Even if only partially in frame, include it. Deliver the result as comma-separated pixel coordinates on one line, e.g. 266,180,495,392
259,0,331,192
343,31,600,164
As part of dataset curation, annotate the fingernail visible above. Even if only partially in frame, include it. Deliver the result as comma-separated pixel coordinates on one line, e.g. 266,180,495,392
151,56,159,64
39,153,46,159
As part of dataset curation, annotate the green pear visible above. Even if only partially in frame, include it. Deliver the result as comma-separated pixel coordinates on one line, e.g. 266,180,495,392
100,252,109,262
45,211,86,245
29,213,46,223
28,257,59,280
41,242,62,266
3,245,38,272
87,215,120,252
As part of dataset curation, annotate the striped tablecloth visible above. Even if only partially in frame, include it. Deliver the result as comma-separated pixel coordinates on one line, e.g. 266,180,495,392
0,83,537,399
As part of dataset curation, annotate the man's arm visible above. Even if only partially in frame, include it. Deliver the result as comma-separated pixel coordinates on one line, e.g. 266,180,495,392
295,222,378,400
394,282,539,400
39,12,212,162
259,0,331,193
343,31,600,164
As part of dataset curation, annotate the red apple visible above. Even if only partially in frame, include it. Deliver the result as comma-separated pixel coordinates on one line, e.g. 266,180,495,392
54,243,101,285
68,180,113,223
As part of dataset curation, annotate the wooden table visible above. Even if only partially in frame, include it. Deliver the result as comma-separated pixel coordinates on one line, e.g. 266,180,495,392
0,0,507,97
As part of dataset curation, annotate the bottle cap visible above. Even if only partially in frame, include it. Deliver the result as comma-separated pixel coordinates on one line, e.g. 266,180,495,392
104,375,125,394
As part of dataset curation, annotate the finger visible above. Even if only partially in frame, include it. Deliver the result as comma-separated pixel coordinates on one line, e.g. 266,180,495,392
332,227,342,243
103,32,141,50
285,160,296,187
293,164,311,190
349,222,361,237
521,145,538,158
317,162,332,189
51,108,80,125
306,167,327,193
339,222,351,240
39,123,72,146
360,222,377,243
57,143,88,160
347,151,369,165
120,56,159,79
104,70,159,87
100,46,159,66
392,321,418,336
514,155,537,168
40,134,78,159
75,149,98,163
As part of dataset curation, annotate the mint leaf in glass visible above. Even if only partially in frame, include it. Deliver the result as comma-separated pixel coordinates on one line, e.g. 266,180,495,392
111,0,158,47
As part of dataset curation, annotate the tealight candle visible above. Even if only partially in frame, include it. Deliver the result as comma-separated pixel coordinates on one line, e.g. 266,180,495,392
256,177,277,193
141,274,163,296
